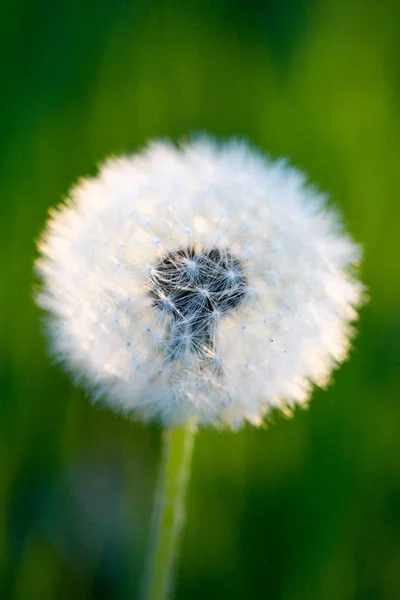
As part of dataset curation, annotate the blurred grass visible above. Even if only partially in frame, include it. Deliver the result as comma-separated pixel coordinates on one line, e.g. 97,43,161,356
1,0,399,598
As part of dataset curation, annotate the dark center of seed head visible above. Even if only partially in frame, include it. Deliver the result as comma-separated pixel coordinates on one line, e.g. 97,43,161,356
148,247,248,363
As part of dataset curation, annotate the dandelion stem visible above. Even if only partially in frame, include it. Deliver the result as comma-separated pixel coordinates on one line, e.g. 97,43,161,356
141,419,197,600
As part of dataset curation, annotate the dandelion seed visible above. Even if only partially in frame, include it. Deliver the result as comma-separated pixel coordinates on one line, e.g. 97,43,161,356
35,136,365,427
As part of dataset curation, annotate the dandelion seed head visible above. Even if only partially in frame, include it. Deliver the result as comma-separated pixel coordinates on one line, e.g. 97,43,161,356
35,136,365,427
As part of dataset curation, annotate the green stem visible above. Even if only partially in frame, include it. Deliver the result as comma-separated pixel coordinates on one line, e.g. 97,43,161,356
141,419,197,600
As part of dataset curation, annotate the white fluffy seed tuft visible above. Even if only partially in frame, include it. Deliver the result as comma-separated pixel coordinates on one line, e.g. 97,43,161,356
35,137,366,427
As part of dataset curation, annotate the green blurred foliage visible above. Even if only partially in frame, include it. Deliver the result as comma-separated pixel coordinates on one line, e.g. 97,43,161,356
1,0,399,598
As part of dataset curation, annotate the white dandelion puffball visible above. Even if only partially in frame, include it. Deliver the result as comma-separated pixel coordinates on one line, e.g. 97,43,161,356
36,137,364,427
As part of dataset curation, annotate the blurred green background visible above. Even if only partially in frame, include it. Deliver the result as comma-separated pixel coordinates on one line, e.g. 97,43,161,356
1,0,399,598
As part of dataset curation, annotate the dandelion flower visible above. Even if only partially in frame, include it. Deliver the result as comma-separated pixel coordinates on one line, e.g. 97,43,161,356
35,137,364,427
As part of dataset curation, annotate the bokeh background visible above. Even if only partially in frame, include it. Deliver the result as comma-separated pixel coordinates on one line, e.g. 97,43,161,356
1,0,400,598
